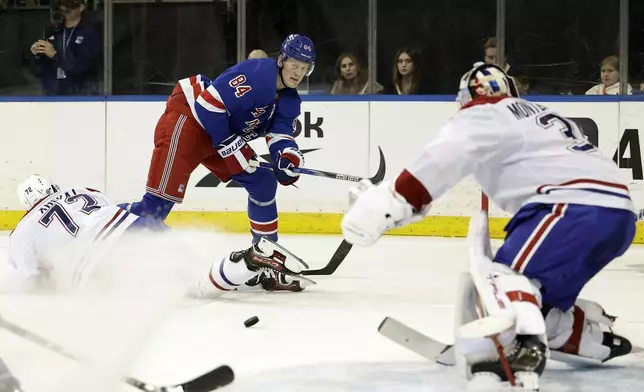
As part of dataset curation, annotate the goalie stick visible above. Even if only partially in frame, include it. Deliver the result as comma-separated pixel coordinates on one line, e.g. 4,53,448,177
0,314,234,392
252,147,387,276
378,316,644,367
380,197,644,368
377,317,455,365
380,195,518,383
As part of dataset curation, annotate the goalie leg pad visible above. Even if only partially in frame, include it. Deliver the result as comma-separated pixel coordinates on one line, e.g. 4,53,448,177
454,272,479,331
456,264,547,385
456,272,546,366
455,271,515,370
492,263,545,337
458,210,548,387
543,298,632,362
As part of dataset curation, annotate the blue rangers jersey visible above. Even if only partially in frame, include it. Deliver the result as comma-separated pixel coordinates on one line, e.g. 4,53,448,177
176,58,300,162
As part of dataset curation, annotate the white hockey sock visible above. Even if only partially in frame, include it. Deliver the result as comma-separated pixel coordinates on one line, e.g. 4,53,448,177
211,255,258,290
188,254,258,298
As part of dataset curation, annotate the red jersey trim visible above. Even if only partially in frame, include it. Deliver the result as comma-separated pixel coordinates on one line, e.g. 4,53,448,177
394,170,432,212
460,96,509,110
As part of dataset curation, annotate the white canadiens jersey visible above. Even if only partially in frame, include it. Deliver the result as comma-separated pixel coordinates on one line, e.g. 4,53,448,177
405,97,636,214
8,187,138,290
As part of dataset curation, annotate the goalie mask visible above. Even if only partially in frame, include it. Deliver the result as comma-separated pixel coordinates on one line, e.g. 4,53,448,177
17,174,60,208
457,62,519,107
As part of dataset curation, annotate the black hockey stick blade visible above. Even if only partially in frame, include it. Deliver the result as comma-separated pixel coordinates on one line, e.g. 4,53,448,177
299,148,384,276
178,365,235,392
124,365,234,392
0,314,234,392
302,240,353,276
369,146,387,184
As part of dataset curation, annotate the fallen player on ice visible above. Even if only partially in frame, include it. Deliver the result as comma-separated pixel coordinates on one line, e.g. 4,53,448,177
4,175,313,297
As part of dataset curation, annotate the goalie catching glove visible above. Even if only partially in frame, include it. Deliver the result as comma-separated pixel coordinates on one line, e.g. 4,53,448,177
341,180,429,246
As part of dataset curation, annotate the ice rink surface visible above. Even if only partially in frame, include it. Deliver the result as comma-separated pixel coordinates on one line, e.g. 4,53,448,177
1,231,643,392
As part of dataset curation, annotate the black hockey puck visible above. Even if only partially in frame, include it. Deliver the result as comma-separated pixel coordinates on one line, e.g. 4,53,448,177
244,316,259,328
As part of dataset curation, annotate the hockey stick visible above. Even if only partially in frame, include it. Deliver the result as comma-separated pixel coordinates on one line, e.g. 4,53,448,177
380,196,643,370
250,146,387,185
0,315,234,392
252,147,387,276
379,316,644,367
378,317,455,365
302,239,352,276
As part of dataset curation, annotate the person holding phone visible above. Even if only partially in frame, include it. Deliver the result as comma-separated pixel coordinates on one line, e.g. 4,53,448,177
30,0,100,95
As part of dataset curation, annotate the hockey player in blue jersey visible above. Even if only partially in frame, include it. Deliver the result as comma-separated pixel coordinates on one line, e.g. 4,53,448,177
119,34,315,291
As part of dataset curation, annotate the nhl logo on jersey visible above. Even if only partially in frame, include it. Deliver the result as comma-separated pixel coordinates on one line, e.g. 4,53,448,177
178,184,185,193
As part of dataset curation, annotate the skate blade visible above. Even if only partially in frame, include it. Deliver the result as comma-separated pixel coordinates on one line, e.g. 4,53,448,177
258,237,310,270
279,270,317,286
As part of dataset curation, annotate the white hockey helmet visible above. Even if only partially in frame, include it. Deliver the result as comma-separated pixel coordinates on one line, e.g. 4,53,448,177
16,175,60,209
457,62,519,107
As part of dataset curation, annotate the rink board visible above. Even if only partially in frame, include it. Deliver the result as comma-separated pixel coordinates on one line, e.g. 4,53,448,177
1,96,643,243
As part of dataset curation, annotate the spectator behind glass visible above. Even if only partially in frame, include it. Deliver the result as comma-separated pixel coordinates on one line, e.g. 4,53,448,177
585,55,633,95
330,52,383,94
483,37,510,72
247,49,268,59
634,81,644,95
512,76,529,95
391,48,423,95
30,0,101,95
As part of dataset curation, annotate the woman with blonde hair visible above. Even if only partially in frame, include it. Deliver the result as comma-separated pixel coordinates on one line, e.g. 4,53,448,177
330,52,383,94
585,56,632,95
392,47,423,95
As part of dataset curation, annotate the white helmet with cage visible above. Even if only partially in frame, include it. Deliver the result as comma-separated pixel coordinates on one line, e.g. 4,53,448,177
16,174,60,209
457,62,519,107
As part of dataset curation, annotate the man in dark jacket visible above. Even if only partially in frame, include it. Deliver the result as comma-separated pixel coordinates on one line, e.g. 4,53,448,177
30,0,101,95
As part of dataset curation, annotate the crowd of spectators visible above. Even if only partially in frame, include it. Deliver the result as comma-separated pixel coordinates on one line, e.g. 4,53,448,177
0,0,642,97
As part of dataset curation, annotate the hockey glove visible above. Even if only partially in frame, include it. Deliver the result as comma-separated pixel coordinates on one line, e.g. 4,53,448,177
342,180,427,246
274,148,304,186
217,134,257,176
